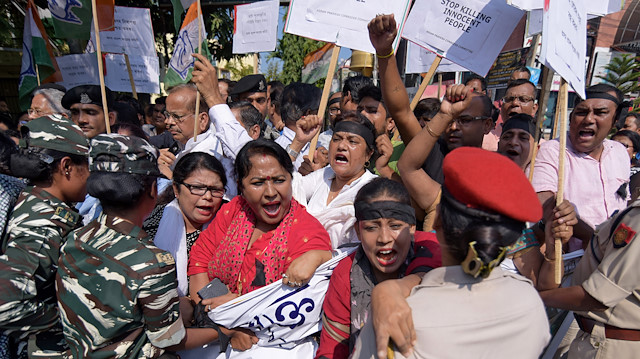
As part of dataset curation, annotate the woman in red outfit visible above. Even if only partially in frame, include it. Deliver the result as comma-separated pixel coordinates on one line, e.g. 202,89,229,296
315,178,441,359
188,139,332,350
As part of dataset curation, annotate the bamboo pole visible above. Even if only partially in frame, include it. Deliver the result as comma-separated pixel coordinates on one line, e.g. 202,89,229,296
528,66,554,182
35,64,41,86
410,56,442,111
91,0,110,134
124,54,138,100
437,73,442,98
554,78,569,285
193,0,203,142
308,45,341,162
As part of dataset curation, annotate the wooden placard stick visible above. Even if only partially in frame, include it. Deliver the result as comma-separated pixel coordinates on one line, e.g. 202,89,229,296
35,65,41,86
193,0,203,142
410,55,442,111
528,66,554,182
124,54,138,100
437,73,442,98
554,78,569,285
91,0,110,134
308,44,341,162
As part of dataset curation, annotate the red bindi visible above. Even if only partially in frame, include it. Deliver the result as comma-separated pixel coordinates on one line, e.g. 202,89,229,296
266,176,271,181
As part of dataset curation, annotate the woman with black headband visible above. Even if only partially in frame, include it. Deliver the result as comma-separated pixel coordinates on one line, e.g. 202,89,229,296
352,147,550,359
292,111,379,249
315,178,441,359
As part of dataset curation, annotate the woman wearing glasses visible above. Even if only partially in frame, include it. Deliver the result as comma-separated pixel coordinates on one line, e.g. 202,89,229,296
145,152,227,297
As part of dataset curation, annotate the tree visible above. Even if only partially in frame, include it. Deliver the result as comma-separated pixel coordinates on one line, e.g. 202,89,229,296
271,32,324,84
265,58,282,82
596,54,640,95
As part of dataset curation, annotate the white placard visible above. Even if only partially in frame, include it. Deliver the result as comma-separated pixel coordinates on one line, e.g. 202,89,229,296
105,54,160,94
89,6,155,56
508,0,624,16
56,54,99,90
232,0,279,54
406,42,468,74
285,0,412,54
527,9,542,36
402,0,525,76
540,0,586,99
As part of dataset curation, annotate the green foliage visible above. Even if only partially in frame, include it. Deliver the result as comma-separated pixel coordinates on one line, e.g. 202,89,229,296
271,31,325,84
0,0,25,49
596,54,640,95
229,62,254,79
265,59,282,82
207,7,235,62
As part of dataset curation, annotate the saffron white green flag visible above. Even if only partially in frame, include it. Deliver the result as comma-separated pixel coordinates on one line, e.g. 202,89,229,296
170,0,196,31
301,43,335,84
19,0,61,110
165,1,210,89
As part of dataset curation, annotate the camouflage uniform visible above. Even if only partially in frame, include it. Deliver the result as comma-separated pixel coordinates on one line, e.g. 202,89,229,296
56,135,186,358
0,115,89,358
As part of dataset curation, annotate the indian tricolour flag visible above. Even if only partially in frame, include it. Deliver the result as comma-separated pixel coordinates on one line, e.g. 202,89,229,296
301,43,335,85
170,0,195,31
165,1,210,89
19,0,61,110
48,0,114,40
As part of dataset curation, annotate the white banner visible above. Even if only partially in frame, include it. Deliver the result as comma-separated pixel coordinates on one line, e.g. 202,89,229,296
232,0,279,54
402,0,525,76
56,54,99,90
105,54,160,94
406,42,468,74
285,0,412,54
89,6,156,57
508,0,625,16
540,0,586,99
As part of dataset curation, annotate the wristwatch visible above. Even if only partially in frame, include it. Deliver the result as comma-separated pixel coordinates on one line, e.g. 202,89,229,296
286,144,300,159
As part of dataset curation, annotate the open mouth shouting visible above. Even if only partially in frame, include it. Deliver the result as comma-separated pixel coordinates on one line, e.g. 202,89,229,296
334,153,349,165
263,201,282,218
376,247,398,266
578,128,596,140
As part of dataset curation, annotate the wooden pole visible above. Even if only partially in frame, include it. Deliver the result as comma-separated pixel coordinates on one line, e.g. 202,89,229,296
35,64,41,86
554,78,569,285
528,66,554,182
308,45,341,162
437,73,442,98
124,54,138,100
410,56,442,111
193,0,203,142
253,53,259,74
91,0,110,134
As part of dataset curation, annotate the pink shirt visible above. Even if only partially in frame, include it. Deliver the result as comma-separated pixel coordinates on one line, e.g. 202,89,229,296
532,136,630,229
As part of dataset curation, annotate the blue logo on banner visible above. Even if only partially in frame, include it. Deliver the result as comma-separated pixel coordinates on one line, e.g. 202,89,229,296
48,0,83,25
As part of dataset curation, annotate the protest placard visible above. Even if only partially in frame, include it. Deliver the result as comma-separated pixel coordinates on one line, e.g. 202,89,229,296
105,54,160,94
406,42,468,74
56,53,99,89
540,0,586,99
285,0,411,54
485,47,532,89
233,0,279,54
508,0,624,16
402,0,525,76
88,6,156,57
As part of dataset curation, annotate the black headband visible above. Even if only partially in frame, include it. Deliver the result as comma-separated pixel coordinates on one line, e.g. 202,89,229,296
585,91,621,106
355,200,416,225
328,97,341,106
502,117,534,137
333,120,375,149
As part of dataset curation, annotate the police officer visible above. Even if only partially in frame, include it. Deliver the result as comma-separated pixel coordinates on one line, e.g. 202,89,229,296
0,115,89,357
56,134,217,358
541,202,640,358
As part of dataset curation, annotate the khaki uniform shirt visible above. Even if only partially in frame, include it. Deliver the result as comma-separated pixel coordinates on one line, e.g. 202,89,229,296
568,201,640,358
56,213,185,358
352,266,550,358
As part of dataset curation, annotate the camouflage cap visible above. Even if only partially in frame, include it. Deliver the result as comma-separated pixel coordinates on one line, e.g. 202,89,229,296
89,134,161,176
20,115,89,156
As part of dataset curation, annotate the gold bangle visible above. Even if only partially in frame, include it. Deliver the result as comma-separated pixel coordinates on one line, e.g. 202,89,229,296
425,123,441,138
376,50,394,59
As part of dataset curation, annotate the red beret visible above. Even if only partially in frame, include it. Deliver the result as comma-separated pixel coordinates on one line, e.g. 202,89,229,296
443,147,542,223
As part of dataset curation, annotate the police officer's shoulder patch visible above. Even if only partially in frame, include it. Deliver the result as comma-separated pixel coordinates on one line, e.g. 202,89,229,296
54,206,74,222
613,223,636,248
156,252,175,266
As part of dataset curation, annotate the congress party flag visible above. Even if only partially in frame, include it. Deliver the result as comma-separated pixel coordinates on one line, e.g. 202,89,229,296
170,0,196,32
48,0,115,40
165,1,210,89
301,43,335,84
19,0,62,110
